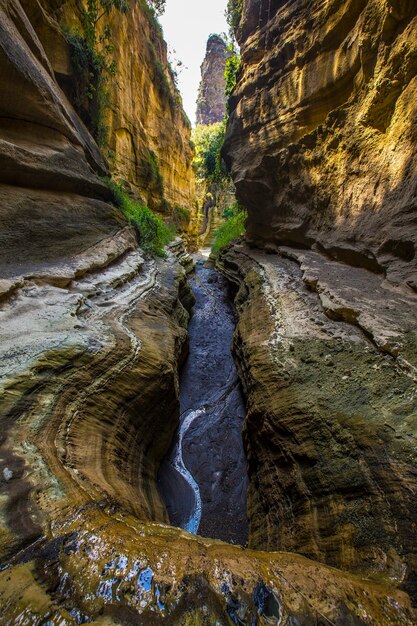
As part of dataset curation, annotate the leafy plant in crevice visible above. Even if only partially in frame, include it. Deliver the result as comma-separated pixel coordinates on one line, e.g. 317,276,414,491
225,0,243,38
211,202,246,254
172,205,191,231
142,149,164,195
63,0,128,145
149,44,186,115
107,179,175,257
224,48,241,114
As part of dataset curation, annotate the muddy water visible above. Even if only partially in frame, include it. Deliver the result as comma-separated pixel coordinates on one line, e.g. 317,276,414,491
158,255,248,545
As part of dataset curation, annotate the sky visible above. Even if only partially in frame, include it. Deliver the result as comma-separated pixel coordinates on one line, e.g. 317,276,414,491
159,0,229,125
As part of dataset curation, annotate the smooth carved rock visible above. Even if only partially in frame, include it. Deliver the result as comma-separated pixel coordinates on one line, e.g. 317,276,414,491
196,34,231,125
0,506,415,624
0,0,121,276
217,243,417,603
223,0,417,287
0,229,191,560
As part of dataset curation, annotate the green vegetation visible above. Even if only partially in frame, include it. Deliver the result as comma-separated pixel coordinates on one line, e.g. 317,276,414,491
146,0,166,17
224,49,241,113
142,149,164,195
226,0,243,37
107,180,175,257
64,0,128,145
173,205,191,230
192,122,228,184
145,41,178,111
211,203,246,253
64,1,169,143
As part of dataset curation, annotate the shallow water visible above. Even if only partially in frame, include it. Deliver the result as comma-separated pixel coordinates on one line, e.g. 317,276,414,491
158,256,248,545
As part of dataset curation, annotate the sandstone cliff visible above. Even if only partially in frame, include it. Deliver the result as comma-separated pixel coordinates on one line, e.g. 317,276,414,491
1,1,417,623
35,0,196,216
196,33,231,125
223,0,417,288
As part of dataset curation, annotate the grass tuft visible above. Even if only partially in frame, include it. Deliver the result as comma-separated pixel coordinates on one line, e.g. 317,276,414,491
107,179,175,257
211,204,246,254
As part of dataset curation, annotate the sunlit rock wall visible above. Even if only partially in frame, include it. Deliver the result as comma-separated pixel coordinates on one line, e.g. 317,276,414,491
34,0,196,216
223,0,417,287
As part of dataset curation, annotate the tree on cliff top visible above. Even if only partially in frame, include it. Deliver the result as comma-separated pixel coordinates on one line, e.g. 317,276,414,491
147,0,166,15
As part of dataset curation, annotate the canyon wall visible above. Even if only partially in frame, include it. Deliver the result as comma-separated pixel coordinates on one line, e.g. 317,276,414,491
218,0,417,607
218,243,417,603
0,0,194,559
34,0,196,215
1,0,416,622
223,0,417,288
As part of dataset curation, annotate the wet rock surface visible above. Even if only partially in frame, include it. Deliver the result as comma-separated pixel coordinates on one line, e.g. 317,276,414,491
1,504,415,625
159,256,249,545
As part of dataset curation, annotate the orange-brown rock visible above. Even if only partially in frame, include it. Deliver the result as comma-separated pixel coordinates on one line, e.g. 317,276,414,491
223,0,417,287
217,242,417,603
1,1,417,622
54,0,196,215
1,505,416,624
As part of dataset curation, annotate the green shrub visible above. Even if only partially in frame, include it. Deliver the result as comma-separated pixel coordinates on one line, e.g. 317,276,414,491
192,122,229,184
224,50,240,114
172,205,191,229
142,150,164,194
211,204,246,254
107,180,175,257
63,1,128,146
226,0,243,37
139,0,164,35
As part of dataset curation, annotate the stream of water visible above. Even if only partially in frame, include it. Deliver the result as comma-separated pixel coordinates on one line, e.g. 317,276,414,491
158,253,248,545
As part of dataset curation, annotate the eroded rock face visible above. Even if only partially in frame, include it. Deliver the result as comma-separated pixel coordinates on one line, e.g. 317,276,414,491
223,0,417,287
0,0,122,274
27,0,196,215
1,505,415,625
102,5,196,214
217,243,417,602
196,34,231,125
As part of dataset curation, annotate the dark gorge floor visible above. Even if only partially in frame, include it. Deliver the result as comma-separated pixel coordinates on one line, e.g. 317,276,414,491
158,254,248,545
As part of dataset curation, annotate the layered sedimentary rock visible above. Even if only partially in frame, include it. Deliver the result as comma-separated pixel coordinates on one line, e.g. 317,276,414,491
1,0,417,622
223,0,417,287
1,505,416,624
217,243,417,603
196,34,231,125
27,0,196,215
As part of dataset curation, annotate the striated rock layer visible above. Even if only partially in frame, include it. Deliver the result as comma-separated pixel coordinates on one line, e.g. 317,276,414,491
1,1,416,622
217,242,417,603
1,505,416,625
223,0,417,287
23,0,196,215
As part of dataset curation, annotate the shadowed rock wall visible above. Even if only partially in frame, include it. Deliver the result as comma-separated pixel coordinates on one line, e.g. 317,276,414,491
223,0,417,288
217,242,417,603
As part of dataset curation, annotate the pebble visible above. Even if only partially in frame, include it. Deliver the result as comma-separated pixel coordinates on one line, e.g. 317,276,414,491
3,468,13,481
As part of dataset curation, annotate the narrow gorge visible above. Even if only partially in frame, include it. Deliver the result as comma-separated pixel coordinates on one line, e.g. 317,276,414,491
0,1,416,625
